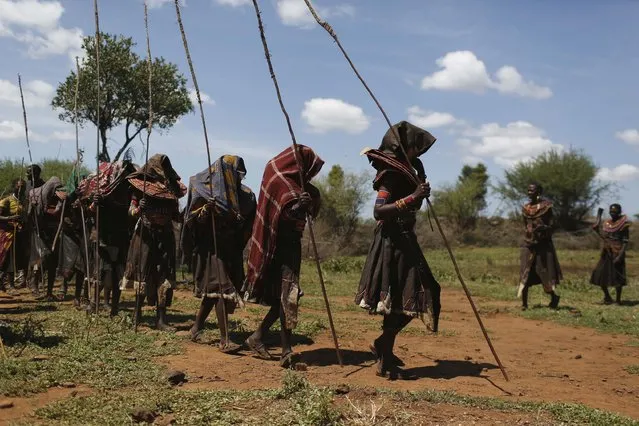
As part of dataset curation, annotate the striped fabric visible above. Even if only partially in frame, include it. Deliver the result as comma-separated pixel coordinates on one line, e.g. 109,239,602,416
244,145,323,297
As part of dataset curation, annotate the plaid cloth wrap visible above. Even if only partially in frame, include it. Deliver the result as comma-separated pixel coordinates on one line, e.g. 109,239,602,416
243,145,324,300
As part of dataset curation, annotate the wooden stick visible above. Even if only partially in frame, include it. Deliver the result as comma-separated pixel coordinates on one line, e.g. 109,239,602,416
93,0,101,315
132,0,156,333
302,0,507,379
18,74,43,292
251,0,343,367
74,57,92,299
174,0,229,344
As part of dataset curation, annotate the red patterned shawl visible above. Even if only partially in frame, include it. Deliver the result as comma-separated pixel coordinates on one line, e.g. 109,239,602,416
244,145,324,295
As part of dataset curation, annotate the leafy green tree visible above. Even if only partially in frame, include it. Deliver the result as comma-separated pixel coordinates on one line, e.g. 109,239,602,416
458,163,489,211
52,33,193,162
432,164,488,230
0,158,89,196
494,149,611,230
315,165,371,247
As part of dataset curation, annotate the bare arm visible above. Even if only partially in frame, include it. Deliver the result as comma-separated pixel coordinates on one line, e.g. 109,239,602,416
373,182,430,221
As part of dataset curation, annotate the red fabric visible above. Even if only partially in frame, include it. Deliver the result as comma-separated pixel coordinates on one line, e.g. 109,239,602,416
244,145,324,295
77,161,134,200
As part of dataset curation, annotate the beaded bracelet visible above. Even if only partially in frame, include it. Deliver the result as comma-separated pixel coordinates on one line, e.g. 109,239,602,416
395,199,407,211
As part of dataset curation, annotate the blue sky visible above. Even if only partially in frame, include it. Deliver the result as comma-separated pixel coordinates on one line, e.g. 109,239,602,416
1,0,638,217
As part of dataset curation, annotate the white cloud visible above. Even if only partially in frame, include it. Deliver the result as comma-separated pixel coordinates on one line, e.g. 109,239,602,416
597,164,639,182
0,0,83,60
302,98,370,134
51,130,75,141
188,89,215,106
147,0,186,8
0,120,23,140
276,0,354,29
421,51,552,99
407,106,460,128
214,0,250,6
460,121,563,167
0,78,55,108
615,129,639,146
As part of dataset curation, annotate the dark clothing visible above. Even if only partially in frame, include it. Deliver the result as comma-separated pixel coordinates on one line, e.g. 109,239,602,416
519,200,562,294
244,145,323,299
591,216,631,288
356,173,440,332
121,191,179,308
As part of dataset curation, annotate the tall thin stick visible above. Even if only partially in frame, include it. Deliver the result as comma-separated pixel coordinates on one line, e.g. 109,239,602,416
74,57,92,296
134,0,154,333
251,0,342,367
174,0,229,344
93,0,101,314
303,0,506,379
18,75,43,292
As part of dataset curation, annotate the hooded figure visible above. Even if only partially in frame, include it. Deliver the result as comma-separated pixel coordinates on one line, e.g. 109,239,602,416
356,121,441,380
242,145,323,368
28,176,67,300
182,155,256,353
121,154,186,331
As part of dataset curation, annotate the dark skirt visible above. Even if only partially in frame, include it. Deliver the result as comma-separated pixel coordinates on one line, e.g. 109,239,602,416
193,246,244,313
121,222,176,306
0,227,28,273
57,231,86,279
519,241,562,293
590,249,626,288
245,234,302,330
356,222,441,332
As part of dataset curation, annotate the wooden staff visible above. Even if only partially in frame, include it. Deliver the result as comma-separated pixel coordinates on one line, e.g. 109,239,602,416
74,57,92,296
18,74,43,291
302,0,507,380
174,0,229,344
93,0,102,314
133,0,154,333
250,0,343,367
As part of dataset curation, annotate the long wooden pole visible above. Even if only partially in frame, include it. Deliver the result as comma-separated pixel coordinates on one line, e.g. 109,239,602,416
74,57,92,299
18,75,43,293
174,0,229,344
134,0,154,333
250,0,342,367
93,0,102,315
302,0,506,379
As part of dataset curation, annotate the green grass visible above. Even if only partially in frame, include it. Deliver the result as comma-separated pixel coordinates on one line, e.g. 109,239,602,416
23,372,639,426
624,365,639,375
301,248,639,337
0,309,181,396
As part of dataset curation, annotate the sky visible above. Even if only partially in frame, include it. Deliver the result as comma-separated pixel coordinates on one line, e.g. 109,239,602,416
1,0,638,217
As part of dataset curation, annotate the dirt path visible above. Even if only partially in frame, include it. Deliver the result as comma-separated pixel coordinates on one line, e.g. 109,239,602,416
160,290,639,420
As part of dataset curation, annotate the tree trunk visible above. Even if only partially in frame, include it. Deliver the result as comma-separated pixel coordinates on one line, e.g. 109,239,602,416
99,127,110,162
113,125,144,162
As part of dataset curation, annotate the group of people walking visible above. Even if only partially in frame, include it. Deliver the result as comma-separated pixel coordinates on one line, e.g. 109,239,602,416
0,120,632,379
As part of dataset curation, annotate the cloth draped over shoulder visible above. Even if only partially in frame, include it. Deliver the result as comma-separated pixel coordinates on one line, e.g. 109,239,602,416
590,215,631,288
77,161,136,200
244,145,324,299
356,121,440,331
126,154,187,200
28,177,63,218
181,155,257,263
363,121,436,190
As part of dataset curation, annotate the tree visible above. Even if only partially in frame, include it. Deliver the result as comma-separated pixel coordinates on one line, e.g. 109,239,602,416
494,149,611,230
432,164,488,230
0,158,89,195
52,33,193,162
315,165,371,247
458,163,489,211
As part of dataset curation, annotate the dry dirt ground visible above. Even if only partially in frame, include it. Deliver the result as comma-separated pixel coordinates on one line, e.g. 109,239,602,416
2,287,638,425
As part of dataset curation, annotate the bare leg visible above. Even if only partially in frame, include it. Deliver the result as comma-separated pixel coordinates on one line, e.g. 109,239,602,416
216,299,241,353
246,305,278,360
602,286,613,304
548,291,560,309
615,286,622,305
521,286,529,310
191,298,214,340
